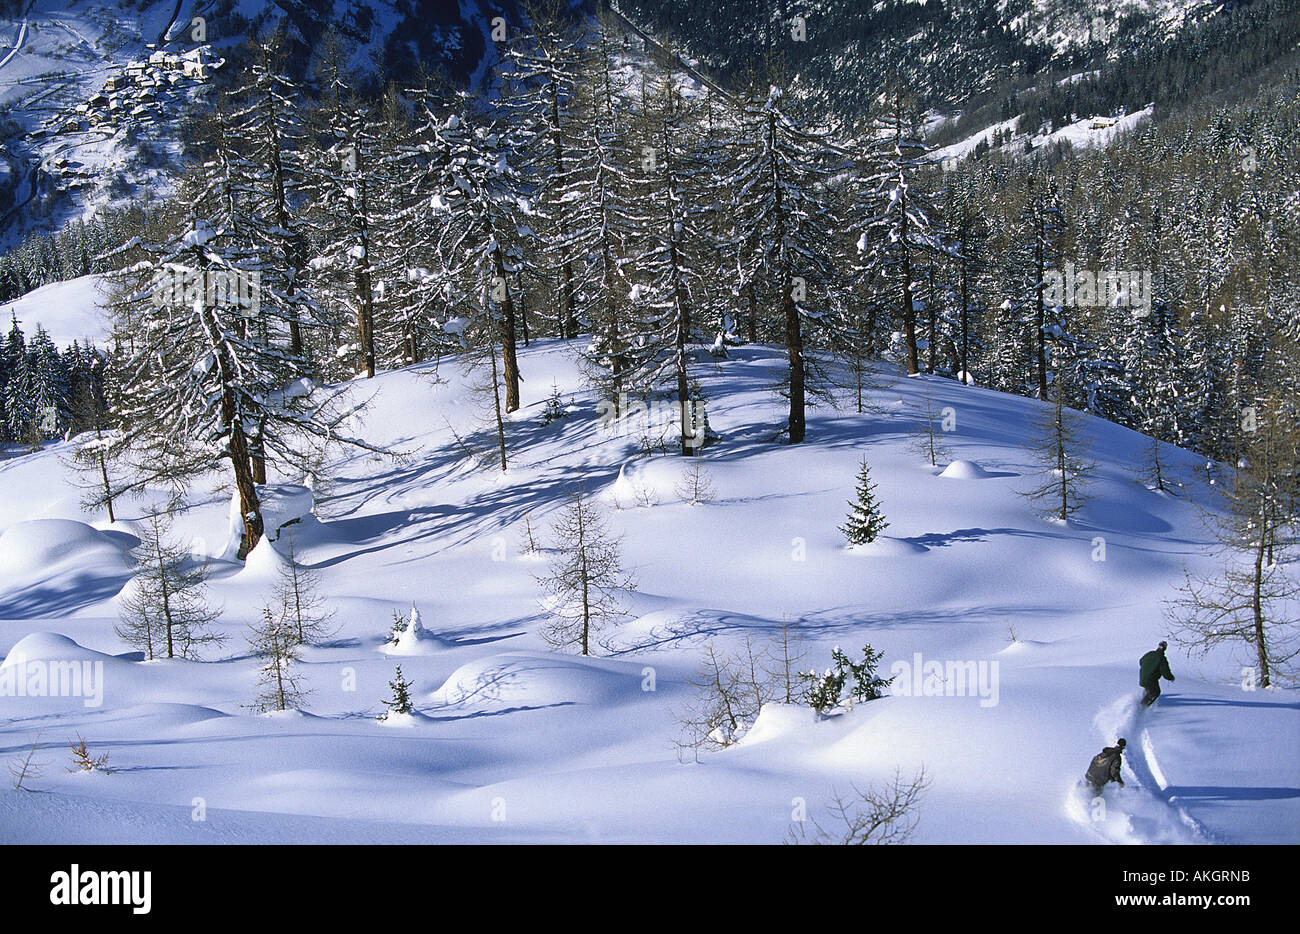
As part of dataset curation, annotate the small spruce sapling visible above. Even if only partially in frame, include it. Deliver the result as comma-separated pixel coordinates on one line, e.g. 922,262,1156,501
380,665,415,719
841,457,889,544
541,382,568,424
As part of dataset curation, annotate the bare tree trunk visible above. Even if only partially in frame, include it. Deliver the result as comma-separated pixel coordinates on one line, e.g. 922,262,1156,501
959,231,971,385
229,419,264,559
488,330,508,472
746,283,758,344
495,247,521,413
356,265,376,379
95,425,115,523
1253,508,1272,688
549,82,579,340
926,261,937,374
901,246,919,376
154,530,174,659
517,270,530,347
1035,231,1047,400
251,414,268,485
785,276,806,444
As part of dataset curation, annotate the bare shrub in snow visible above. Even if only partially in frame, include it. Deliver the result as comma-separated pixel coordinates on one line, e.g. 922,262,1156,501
675,459,716,505
764,618,810,705
519,508,540,555
67,734,113,774
907,384,952,467
9,732,45,790
674,638,774,759
786,767,930,845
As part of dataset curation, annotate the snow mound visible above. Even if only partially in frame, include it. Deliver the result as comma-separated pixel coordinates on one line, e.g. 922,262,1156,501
0,519,132,578
377,710,428,728
382,605,444,656
610,457,680,507
847,536,928,557
2,632,122,669
260,485,316,541
109,702,231,725
938,459,992,479
605,461,639,506
429,652,638,709
221,484,316,560
740,703,814,745
237,537,290,580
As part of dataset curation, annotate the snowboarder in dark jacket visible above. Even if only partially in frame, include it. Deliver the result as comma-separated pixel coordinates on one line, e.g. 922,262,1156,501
1139,641,1175,707
1085,738,1126,794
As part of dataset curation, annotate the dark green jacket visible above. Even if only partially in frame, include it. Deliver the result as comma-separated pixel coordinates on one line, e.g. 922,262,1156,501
1086,746,1124,788
1139,650,1174,687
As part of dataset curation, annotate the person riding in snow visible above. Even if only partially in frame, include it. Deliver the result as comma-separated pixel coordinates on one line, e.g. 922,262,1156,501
1139,641,1175,707
1085,738,1126,794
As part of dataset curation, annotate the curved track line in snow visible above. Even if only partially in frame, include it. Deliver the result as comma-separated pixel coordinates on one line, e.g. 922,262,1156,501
1069,693,1210,845
1138,728,1214,840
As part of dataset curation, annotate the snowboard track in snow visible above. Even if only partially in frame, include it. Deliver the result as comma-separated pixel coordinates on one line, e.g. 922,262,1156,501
1071,693,1216,845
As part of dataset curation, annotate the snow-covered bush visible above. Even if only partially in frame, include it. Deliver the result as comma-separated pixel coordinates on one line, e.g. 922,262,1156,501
384,605,439,655
800,645,893,715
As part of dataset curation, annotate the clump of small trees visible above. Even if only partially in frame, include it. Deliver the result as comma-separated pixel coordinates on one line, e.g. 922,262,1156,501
800,645,894,716
675,626,893,757
674,638,774,758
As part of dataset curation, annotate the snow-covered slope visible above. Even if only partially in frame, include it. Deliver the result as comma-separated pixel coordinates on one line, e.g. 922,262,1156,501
0,272,111,345
0,341,1295,843
932,104,1155,167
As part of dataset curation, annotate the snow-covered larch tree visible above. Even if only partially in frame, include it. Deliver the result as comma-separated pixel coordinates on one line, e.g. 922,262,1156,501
725,83,844,443
106,114,381,560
